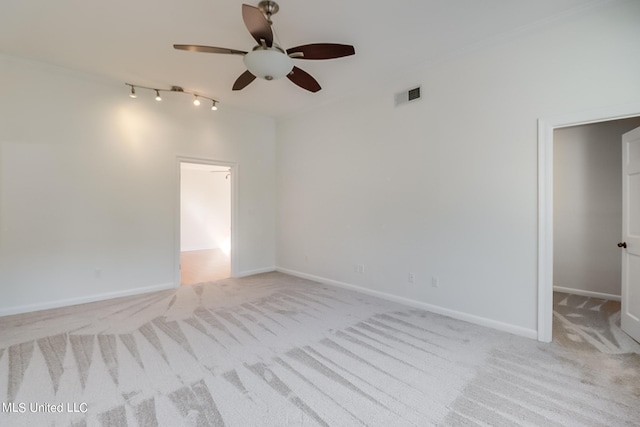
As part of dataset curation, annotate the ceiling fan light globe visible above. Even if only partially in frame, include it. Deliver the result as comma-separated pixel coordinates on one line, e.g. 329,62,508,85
243,48,293,81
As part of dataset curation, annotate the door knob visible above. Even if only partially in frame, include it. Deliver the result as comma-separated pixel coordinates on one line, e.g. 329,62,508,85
618,242,627,248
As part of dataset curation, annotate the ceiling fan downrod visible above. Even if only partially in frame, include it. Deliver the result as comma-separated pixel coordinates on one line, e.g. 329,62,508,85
258,1,279,23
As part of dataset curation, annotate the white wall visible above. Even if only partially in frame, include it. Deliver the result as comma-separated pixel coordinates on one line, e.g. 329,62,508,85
276,1,640,336
180,165,231,252
0,53,276,315
553,117,640,298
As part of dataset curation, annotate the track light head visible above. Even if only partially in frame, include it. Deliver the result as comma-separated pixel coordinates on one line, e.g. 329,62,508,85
129,86,137,98
211,100,218,111
193,95,200,106
155,90,162,101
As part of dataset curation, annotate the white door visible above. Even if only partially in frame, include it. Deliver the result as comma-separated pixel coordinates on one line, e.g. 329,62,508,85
621,126,640,343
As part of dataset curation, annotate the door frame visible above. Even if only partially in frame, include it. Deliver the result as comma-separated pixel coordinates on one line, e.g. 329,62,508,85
537,103,640,342
175,156,239,286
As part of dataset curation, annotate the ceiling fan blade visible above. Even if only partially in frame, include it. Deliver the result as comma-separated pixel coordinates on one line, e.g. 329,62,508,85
242,4,273,47
287,43,355,60
233,70,257,91
287,66,321,93
174,44,247,55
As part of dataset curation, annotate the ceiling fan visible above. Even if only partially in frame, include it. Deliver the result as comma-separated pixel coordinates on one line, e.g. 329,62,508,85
173,1,355,93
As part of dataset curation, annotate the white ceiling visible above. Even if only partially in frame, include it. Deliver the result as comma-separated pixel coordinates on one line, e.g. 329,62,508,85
0,0,605,118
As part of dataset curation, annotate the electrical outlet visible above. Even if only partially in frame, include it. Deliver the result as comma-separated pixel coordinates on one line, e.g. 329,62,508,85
408,273,415,283
431,276,439,288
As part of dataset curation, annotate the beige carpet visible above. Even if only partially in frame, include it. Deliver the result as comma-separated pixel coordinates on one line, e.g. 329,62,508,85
553,291,640,355
0,273,638,426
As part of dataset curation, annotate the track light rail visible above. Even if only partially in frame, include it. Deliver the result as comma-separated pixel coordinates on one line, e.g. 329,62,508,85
125,83,219,110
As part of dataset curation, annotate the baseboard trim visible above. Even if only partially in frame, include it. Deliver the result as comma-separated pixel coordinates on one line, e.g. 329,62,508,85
553,286,621,302
277,267,537,340
0,282,176,318
235,267,276,278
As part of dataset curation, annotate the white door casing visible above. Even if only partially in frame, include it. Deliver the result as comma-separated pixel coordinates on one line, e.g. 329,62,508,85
621,126,640,343
538,104,640,343
175,156,239,286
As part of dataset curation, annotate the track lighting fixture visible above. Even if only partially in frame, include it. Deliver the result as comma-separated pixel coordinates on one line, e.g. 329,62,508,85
125,83,219,112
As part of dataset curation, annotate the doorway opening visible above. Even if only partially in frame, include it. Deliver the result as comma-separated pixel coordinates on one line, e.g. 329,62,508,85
538,105,640,342
551,117,640,351
178,159,236,285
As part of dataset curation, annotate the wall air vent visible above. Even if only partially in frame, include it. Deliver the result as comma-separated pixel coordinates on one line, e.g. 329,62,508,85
395,85,422,107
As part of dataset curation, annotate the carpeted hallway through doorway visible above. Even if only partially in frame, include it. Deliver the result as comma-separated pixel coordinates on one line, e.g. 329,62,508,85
180,248,230,285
